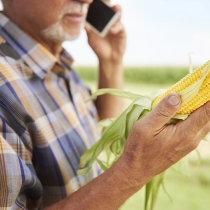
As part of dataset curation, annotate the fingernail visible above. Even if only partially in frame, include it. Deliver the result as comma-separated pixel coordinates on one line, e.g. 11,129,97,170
168,95,179,106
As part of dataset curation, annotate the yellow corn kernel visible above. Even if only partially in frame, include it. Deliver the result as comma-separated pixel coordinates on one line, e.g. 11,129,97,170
152,61,210,115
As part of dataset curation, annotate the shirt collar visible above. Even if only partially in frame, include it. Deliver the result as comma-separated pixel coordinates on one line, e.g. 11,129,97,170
0,12,74,79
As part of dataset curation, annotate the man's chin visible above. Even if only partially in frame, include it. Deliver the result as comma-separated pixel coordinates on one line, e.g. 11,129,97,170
42,23,82,44
62,26,83,41
64,31,81,41
44,33,80,44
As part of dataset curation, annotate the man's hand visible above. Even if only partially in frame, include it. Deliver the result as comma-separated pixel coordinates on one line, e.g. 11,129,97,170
119,93,210,187
45,93,210,210
85,4,126,64
86,2,126,119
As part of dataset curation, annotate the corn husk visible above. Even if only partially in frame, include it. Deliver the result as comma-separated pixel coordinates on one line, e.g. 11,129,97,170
77,60,210,210
77,89,175,210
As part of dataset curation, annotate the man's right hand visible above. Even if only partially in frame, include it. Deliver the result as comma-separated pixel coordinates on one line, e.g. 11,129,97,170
119,92,210,187
46,93,210,210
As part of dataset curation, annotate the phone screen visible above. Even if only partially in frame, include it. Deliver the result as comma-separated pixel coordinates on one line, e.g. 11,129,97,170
86,0,116,32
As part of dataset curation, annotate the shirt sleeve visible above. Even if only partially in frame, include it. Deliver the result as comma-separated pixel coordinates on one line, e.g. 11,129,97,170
0,118,43,209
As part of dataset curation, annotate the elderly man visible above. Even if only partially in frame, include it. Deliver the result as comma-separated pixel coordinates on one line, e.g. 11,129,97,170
0,0,210,210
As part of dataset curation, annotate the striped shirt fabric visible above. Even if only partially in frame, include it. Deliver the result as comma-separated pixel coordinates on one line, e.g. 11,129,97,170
0,12,101,209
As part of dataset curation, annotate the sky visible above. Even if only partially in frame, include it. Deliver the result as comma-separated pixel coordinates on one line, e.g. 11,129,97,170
1,1,210,67
64,0,210,67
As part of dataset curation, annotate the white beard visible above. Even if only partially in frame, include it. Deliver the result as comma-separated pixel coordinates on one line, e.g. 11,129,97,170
41,21,83,43
41,2,88,43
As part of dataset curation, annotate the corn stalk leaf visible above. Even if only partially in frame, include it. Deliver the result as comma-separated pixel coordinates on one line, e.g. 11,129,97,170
145,173,165,210
85,88,141,102
77,94,152,175
96,118,116,134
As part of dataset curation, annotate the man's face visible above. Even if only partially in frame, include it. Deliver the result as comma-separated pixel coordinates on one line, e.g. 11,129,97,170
12,0,92,43
42,1,89,42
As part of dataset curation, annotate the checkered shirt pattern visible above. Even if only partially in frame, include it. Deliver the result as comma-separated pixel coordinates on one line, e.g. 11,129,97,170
0,12,101,209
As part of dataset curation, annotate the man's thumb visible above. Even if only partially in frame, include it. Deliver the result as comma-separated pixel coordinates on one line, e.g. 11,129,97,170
143,93,181,129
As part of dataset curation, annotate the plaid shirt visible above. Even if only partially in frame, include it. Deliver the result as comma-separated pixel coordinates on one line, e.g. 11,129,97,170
0,13,101,209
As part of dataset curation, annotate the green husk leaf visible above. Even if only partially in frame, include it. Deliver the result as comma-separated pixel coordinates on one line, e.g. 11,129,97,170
85,88,141,102
78,61,210,210
96,118,116,133
77,87,192,205
96,118,115,128
145,173,165,210
96,159,110,171
78,94,153,176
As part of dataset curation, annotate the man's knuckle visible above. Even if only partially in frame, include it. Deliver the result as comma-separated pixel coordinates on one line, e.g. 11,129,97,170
179,130,198,151
179,129,193,143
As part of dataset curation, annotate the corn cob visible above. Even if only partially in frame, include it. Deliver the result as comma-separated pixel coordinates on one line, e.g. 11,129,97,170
152,60,210,115
78,60,210,210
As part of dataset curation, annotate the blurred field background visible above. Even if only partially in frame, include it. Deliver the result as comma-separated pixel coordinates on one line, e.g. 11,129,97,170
74,65,210,210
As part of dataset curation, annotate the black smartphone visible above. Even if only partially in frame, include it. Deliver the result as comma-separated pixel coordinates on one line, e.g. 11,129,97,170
86,0,120,37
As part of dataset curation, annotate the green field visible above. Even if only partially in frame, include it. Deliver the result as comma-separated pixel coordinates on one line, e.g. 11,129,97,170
120,159,210,210
73,65,190,85
74,66,210,210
